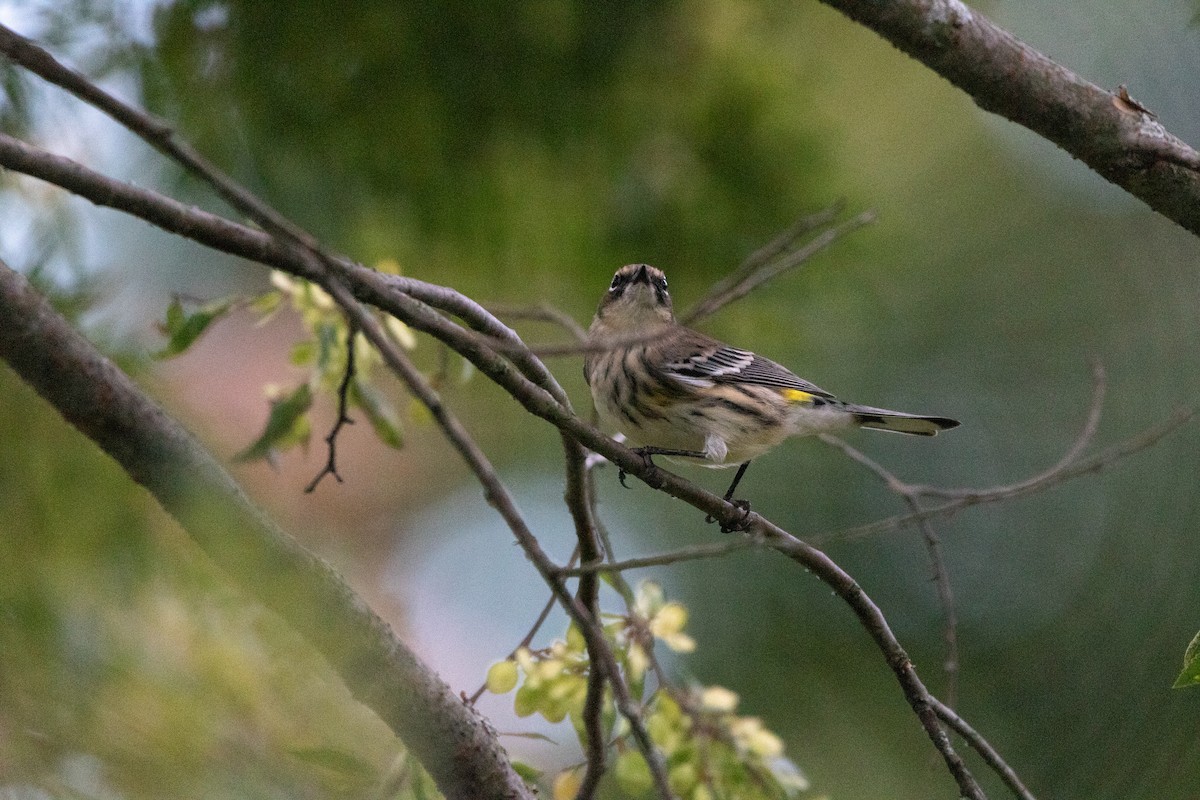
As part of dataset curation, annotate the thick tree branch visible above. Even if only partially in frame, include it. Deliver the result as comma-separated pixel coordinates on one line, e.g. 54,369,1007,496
0,259,533,800
817,0,1200,235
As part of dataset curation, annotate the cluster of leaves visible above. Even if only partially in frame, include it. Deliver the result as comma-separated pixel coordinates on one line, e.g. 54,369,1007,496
156,266,414,464
486,582,813,800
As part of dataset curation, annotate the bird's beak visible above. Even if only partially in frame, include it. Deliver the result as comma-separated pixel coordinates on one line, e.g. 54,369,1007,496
633,264,649,284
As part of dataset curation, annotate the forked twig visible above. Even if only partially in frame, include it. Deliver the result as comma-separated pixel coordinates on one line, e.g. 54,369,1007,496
304,322,358,493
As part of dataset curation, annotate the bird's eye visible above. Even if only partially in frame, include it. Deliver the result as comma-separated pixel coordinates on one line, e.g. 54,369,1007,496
609,274,623,290
657,276,668,291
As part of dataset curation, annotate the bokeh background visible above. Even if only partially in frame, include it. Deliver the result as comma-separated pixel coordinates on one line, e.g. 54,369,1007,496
2,1,1199,798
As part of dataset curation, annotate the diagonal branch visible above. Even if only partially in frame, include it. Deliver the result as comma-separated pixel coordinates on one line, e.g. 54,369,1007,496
319,277,675,800
933,698,1037,800
816,0,1200,236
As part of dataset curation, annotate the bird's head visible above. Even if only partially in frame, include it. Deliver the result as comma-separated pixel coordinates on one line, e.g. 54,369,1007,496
592,264,674,330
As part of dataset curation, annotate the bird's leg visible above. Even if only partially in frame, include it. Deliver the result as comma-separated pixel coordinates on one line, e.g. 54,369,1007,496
706,461,753,532
618,446,708,488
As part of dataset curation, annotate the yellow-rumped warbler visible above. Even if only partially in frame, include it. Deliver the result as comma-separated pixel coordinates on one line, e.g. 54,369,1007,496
584,264,959,514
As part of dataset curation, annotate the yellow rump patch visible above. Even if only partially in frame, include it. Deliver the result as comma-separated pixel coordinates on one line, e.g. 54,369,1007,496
782,389,817,403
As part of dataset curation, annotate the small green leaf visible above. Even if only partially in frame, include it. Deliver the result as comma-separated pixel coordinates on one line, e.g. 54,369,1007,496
513,684,541,717
155,297,233,359
351,381,404,449
236,384,313,462
500,731,558,744
511,761,543,784
1173,631,1200,689
288,747,376,782
614,750,653,795
314,320,342,376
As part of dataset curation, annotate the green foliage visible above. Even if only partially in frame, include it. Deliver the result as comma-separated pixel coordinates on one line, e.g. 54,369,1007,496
234,382,313,462
155,269,415,462
488,582,812,800
288,746,378,788
154,296,234,359
1172,631,1200,689
352,380,405,450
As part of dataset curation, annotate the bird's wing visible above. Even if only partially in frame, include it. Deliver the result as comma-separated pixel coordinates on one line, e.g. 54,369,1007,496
660,333,835,397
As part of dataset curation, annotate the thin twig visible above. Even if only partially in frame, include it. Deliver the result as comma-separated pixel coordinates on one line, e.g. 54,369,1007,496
907,363,1106,501
682,208,877,324
680,203,845,326
819,364,1108,705
305,322,358,493
466,545,582,706
557,538,762,577
820,434,961,705
823,405,1192,544
453,325,661,358
933,698,1038,800
487,302,589,342
565,438,609,800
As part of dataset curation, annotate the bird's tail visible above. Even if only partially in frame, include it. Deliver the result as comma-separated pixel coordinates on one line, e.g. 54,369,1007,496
844,404,960,436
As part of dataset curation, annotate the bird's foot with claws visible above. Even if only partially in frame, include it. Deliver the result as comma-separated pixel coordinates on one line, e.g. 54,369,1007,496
707,499,752,533
618,447,658,489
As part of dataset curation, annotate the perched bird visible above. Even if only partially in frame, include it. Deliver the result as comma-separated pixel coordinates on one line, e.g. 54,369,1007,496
583,264,958,524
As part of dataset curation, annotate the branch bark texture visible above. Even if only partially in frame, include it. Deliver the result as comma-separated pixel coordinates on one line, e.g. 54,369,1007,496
818,0,1200,235
0,261,532,800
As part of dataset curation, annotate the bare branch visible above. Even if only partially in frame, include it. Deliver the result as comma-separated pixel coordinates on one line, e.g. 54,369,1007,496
933,698,1038,800
825,406,1192,544
557,538,763,577
820,435,961,705
682,207,878,324
563,438,609,800
487,302,590,342
816,0,1200,236
910,363,1106,501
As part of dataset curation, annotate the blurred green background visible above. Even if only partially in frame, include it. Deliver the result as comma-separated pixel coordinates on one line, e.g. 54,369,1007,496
2,1,1199,798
